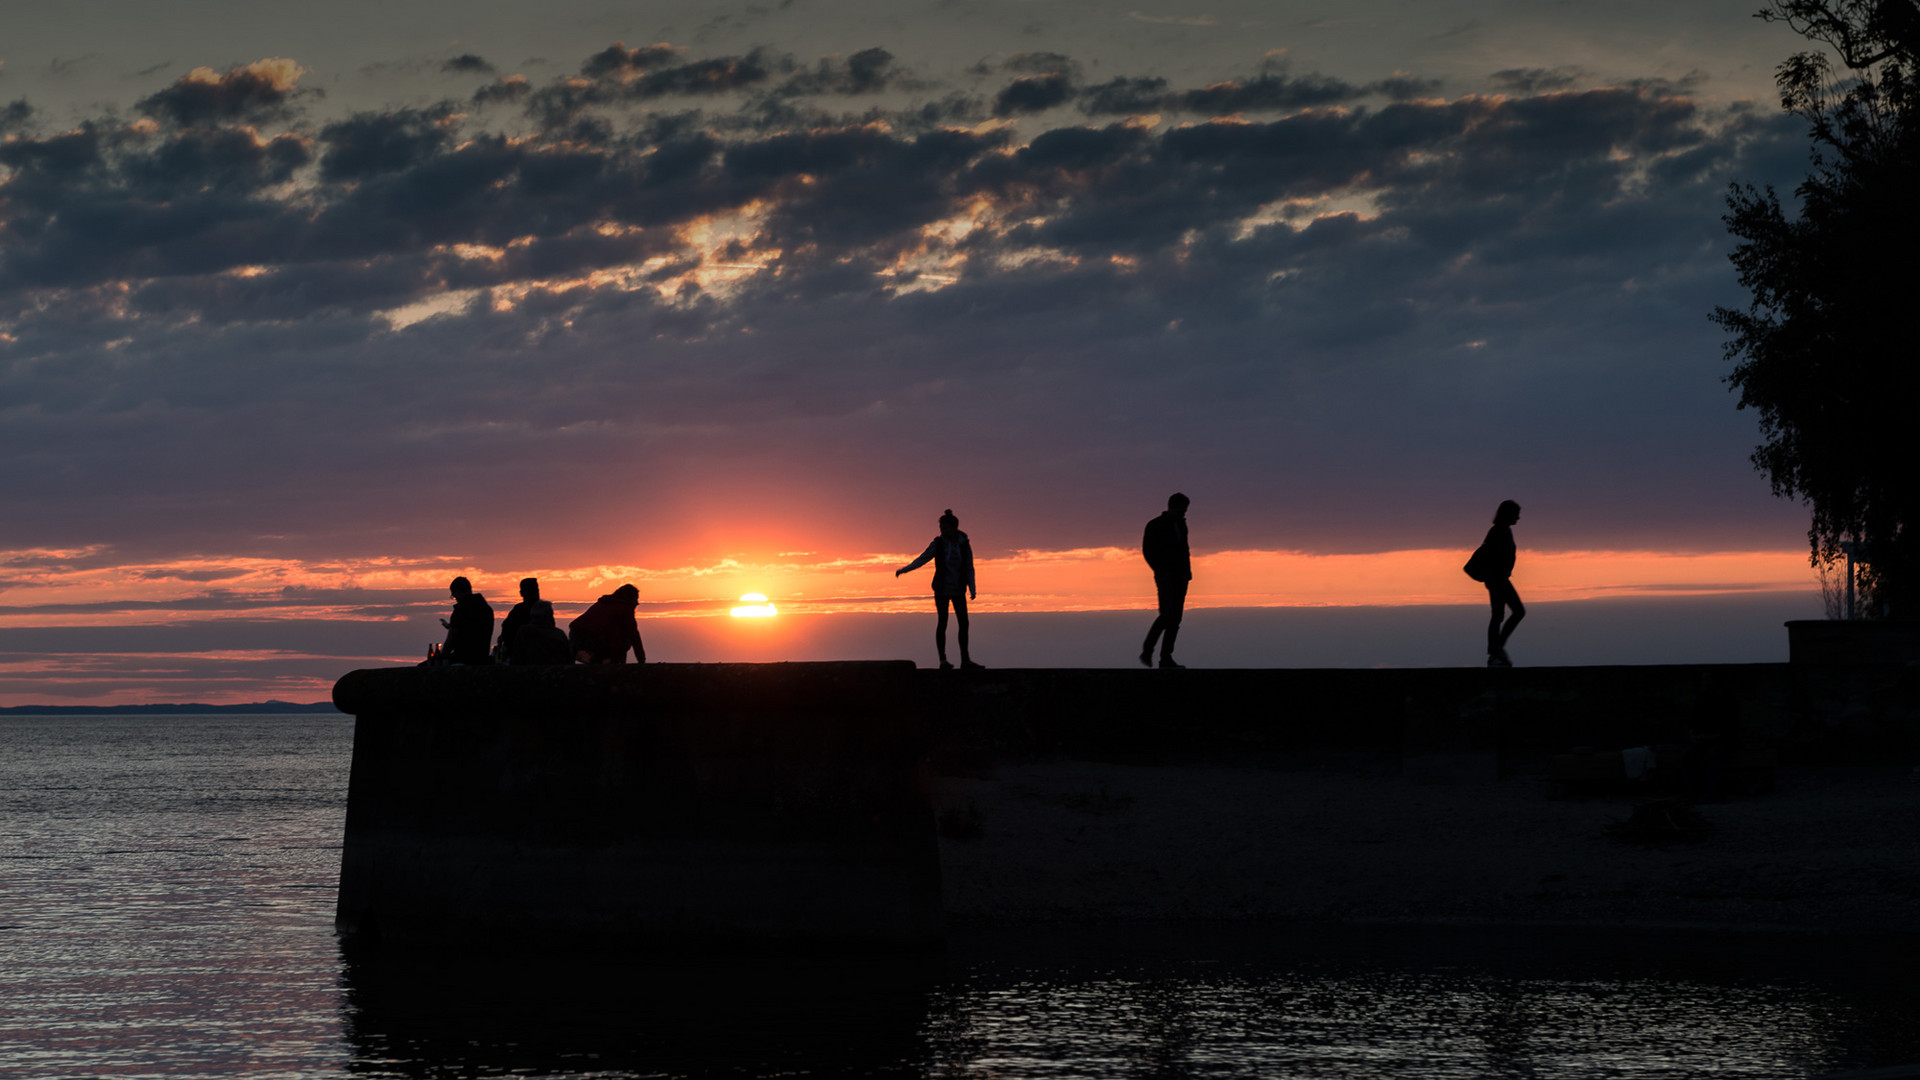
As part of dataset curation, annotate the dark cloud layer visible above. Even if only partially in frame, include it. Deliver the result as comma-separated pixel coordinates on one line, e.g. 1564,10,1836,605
0,43,1810,570
441,53,495,75
135,59,308,128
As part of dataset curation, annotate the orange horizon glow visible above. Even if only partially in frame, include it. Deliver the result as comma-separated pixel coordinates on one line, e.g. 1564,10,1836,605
0,544,1822,628
0,544,1824,707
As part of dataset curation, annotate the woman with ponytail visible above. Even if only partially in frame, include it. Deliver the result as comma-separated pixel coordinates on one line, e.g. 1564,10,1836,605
895,509,983,670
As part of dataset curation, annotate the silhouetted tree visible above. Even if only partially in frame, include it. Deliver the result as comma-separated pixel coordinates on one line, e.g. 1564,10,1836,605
1714,1,1920,616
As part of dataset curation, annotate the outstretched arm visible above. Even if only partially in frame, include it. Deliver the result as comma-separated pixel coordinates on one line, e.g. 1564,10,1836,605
895,540,937,577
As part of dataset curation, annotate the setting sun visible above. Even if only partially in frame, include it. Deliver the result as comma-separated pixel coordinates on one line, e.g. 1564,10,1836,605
729,593,778,618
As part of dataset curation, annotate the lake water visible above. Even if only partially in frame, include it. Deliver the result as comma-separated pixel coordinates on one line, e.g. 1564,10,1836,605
1,713,1914,1079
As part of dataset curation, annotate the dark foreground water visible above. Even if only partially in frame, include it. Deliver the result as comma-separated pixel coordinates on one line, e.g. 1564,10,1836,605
1,714,1914,1079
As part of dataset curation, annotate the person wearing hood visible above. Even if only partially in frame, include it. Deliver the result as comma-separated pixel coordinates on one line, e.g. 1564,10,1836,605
569,583,646,664
896,509,983,670
439,576,495,665
498,577,572,665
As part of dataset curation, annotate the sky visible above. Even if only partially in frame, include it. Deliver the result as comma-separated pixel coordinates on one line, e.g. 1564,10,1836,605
0,1,1836,703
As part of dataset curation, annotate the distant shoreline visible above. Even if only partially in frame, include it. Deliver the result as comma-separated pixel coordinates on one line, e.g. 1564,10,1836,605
0,701,341,716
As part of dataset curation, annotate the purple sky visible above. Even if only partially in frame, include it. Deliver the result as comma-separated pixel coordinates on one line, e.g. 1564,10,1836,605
0,1,1832,700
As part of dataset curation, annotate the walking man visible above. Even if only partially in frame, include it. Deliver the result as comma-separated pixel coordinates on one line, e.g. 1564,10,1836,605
1140,492,1191,669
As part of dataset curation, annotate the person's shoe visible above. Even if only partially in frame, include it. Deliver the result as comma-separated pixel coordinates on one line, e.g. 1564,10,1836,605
939,660,954,670
962,660,986,670
1487,651,1512,668
1138,650,1154,668
1158,657,1185,669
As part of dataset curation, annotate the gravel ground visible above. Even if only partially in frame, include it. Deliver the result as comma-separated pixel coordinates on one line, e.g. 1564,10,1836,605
932,760,1920,933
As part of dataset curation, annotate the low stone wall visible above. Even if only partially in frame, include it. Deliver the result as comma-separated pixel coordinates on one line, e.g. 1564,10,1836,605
913,664,1803,772
332,662,940,950
911,664,1918,933
332,659,1918,943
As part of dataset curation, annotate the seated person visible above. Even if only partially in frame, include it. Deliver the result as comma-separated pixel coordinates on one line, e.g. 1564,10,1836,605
568,583,646,664
439,576,494,665
498,577,572,665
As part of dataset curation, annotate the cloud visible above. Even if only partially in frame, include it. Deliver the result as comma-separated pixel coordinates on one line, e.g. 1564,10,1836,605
135,58,307,127
581,42,683,78
521,46,780,125
994,73,1075,115
47,55,98,79
318,107,455,181
1126,12,1217,26
442,53,496,75
0,44,1815,581
972,51,1080,77
773,47,917,95
473,74,531,105
1492,67,1583,93
1082,72,1364,115
0,99,30,133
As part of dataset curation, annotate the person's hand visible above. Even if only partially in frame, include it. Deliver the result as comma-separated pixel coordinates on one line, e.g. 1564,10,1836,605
969,586,977,601
439,618,451,629
894,568,904,577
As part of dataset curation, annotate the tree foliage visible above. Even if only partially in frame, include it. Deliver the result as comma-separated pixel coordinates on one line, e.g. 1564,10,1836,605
1714,0,1920,616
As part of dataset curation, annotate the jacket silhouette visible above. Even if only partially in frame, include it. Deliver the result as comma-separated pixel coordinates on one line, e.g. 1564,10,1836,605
498,597,547,652
902,531,976,598
1140,493,1191,668
442,590,494,665
895,509,983,670
1475,500,1525,667
1143,511,1191,582
501,598,571,665
569,586,646,664
1476,523,1517,581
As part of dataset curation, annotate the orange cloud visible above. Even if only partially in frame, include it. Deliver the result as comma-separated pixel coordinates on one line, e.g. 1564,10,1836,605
0,545,1815,627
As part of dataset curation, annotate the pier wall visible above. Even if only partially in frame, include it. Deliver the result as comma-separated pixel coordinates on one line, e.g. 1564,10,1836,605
334,657,1919,943
332,662,940,949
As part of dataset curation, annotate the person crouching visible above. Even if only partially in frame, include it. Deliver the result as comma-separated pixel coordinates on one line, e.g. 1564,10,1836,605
569,583,646,664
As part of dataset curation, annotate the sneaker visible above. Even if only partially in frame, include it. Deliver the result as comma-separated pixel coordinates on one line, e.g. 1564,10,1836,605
1158,657,1185,669
939,660,954,671
1487,652,1511,668
1138,651,1154,668
962,660,986,670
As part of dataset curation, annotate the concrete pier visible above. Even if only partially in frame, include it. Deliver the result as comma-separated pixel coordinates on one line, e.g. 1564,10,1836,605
333,658,1919,945
332,661,940,950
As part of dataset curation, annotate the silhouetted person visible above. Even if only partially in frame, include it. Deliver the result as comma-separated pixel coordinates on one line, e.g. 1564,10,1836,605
896,509,982,670
439,576,494,665
569,583,646,664
499,577,572,665
1465,499,1525,667
1140,492,1191,669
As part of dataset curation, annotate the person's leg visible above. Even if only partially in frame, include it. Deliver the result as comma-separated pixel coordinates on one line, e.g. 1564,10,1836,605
1486,584,1506,656
934,595,952,666
1496,581,1525,649
1159,579,1187,664
953,594,975,665
1143,588,1168,662
952,588,983,664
